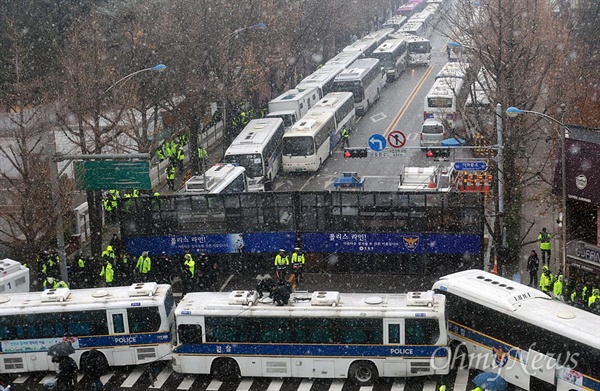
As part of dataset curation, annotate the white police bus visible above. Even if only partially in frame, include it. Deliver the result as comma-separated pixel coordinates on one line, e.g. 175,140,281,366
307,91,356,150
392,31,432,66
185,164,248,194
333,58,386,116
296,64,345,99
423,77,465,129
172,290,450,385
433,270,600,391
0,283,174,374
324,50,363,70
0,259,29,293
343,29,394,58
371,38,409,81
282,111,336,172
223,118,285,192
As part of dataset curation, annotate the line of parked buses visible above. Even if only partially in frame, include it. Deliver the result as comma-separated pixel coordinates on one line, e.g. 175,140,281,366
184,0,450,195
1,269,598,391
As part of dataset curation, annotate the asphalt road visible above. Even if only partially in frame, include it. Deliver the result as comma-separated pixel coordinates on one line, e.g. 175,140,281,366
6,10,494,391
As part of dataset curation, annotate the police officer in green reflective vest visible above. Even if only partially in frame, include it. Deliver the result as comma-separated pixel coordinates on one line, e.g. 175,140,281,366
537,227,551,265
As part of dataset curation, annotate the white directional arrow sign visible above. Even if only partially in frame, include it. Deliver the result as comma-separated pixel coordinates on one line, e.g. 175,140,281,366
368,134,387,151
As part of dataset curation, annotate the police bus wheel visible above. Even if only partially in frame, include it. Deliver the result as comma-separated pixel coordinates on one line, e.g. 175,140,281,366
211,358,241,381
348,361,378,386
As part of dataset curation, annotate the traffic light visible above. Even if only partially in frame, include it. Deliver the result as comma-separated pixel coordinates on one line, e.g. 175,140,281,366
425,147,450,159
343,147,368,158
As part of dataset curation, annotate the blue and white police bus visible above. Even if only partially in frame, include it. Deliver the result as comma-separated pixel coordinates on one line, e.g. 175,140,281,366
0,283,175,374
172,290,450,385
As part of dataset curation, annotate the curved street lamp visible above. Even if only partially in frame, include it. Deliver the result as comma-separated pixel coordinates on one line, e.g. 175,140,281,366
105,63,167,93
225,22,266,40
506,104,568,274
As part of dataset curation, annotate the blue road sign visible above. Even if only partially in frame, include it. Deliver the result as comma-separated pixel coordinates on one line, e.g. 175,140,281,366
368,134,387,151
454,161,488,171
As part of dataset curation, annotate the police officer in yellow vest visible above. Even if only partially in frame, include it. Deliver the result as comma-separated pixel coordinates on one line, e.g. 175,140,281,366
553,272,564,301
136,251,152,282
176,146,185,171
274,249,289,281
43,276,68,289
182,253,195,295
539,265,553,293
100,260,114,287
166,164,176,191
101,245,115,262
290,247,306,283
589,288,600,308
537,227,551,265
341,126,350,148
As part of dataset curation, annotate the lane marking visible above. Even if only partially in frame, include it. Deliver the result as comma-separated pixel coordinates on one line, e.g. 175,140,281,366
149,366,173,389
454,368,470,391
391,378,406,391
423,380,438,391
267,379,284,391
13,375,29,384
384,65,434,138
297,379,314,391
176,374,196,390
237,378,254,391
120,367,145,388
206,378,223,391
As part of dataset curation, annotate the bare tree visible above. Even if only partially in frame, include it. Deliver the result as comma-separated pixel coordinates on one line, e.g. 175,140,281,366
0,12,74,285
51,9,129,258
445,0,569,270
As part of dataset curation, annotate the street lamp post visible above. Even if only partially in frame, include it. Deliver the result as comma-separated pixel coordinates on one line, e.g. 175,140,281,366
224,22,266,40
506,104,568,273
495,103,506,247
48,64,167,285
218,22,266,157
105,64,166,93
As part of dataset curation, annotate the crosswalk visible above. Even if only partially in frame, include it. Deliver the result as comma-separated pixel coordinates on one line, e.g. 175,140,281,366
10,366,472,391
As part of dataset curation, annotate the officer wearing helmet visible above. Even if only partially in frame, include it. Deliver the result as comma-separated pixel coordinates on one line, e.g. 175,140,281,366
182,253,195,294
136,251,152,282
274,249,289,281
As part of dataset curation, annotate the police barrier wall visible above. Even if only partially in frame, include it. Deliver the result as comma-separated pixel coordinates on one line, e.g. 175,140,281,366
118,191,484,274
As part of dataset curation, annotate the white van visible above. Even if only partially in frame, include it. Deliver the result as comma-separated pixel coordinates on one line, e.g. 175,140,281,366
420,118,445,148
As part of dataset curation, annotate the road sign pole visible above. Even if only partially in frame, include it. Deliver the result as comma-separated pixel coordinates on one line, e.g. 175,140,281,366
496,103,506,247
46,130,69,285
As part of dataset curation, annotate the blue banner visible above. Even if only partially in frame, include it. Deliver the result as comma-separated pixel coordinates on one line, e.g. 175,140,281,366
126,232,297,256
126,234,244,256
302,232,424,253
427,234,480,254
302,233,480,254
126,232,480,256
243,232,296,253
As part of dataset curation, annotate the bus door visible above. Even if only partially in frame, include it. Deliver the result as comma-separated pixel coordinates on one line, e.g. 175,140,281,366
107,309,132,364
383,319,408,376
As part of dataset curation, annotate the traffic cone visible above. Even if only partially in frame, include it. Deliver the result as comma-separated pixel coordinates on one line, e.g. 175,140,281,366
483,174,491,193
466,174,473,191
491,258,499,275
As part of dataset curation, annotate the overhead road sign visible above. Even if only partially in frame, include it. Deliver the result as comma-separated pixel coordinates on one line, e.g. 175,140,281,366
75,160,152,190
454,161,488,171
368,134,387,151
387,131,406,149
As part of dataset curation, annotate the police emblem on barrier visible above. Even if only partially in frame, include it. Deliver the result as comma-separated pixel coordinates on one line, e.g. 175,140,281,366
492,345,509,367
576,174,587,190
403,236,420,251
